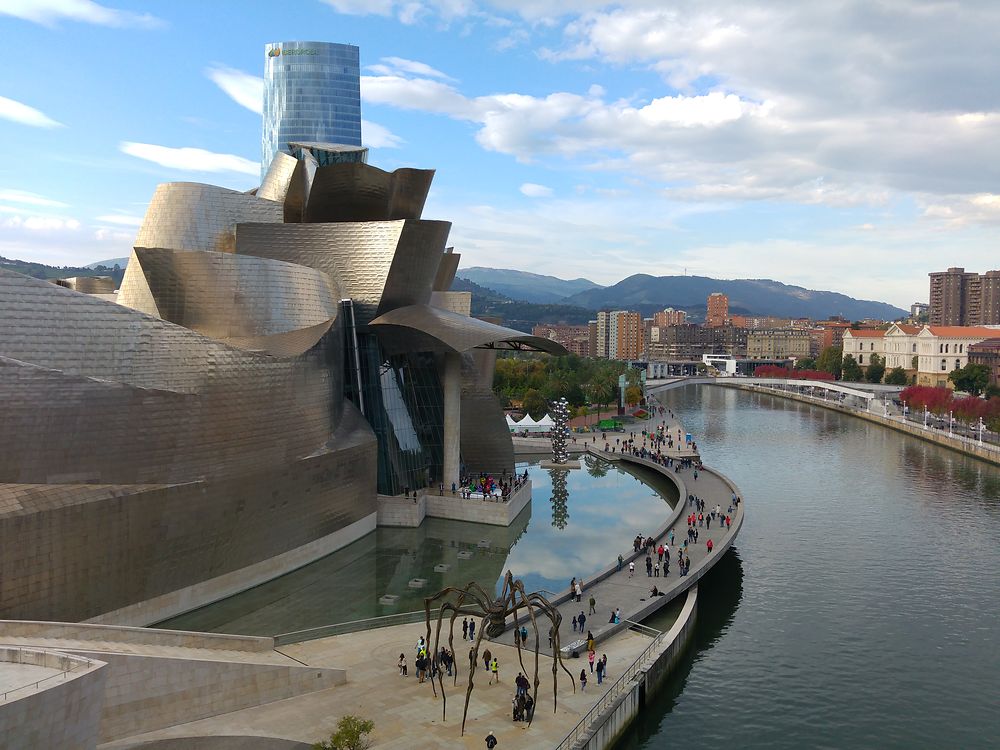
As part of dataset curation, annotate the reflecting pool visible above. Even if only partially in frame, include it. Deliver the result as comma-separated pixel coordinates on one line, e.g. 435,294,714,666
158,457,678,635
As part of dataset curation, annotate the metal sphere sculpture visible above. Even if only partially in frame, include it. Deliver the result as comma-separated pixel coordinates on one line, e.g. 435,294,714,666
550,397,571,465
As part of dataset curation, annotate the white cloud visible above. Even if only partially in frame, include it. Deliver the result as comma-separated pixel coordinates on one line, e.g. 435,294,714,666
0,0,163,28
362,120,404,149
369,57,456,81
120,142,259,176
520,182,553,197
320,0,474,24
2,215,80,231
0,95,63,128
205,65,263,114
95,214,143,227
0,189,68,208
94,228,134,242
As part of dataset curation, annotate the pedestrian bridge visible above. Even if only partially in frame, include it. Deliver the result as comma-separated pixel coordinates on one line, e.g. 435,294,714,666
647,376,905,406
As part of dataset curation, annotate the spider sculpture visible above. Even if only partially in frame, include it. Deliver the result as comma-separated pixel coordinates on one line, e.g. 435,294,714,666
423,570,576,735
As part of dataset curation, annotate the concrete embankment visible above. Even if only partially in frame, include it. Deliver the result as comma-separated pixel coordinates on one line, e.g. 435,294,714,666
727,383,1000,467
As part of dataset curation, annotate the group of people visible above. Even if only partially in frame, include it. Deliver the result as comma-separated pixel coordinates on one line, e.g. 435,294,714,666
401,636,459,684
456,469,529,501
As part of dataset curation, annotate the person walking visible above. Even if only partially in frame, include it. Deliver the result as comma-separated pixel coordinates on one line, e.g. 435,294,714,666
579,668,588,692
707,538,714,553
572,614,578,633
398,653,407,676
490,657,500,684
578,611,586,633
485,731,498,749
595,655,605,685
469,645,476,672
589,594,597,615
483,647,492,672
588,649,596,673
575,580,583,603
646,555,653,577
462,617,469,641
628,560,635,578
469,618,476,641
617,554,624,572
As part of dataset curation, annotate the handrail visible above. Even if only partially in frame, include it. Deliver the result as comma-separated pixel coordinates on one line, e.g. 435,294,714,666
554,630,666,750
274,605,489,646
0,649,93,702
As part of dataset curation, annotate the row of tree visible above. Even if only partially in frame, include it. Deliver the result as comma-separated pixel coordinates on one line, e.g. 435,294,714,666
898,385,1000,431
493,354,642,419
797,347,994,392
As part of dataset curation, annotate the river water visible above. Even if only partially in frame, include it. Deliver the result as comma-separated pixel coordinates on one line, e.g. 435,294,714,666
624,384,1000,749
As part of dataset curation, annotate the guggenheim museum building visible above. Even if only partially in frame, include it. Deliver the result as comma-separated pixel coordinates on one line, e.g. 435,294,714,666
0,41,563,625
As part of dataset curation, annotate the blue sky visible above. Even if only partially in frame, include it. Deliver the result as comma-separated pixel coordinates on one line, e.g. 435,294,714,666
3,0,1000,307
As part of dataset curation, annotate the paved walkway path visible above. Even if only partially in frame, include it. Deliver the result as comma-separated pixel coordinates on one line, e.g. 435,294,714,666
494,397,744,656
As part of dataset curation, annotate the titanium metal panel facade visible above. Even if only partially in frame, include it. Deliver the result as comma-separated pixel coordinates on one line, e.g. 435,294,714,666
262,41,362,178
304,164,433,222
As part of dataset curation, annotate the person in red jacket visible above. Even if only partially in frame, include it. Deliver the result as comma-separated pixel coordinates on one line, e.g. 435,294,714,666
706,538,714,553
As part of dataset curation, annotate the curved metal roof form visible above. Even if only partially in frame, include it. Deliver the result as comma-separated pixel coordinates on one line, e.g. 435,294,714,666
369,303,568,355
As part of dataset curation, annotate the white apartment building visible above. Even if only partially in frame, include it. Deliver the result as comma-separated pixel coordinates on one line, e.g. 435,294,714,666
840,329,886,367
915,325,1000,387
883,323,921,372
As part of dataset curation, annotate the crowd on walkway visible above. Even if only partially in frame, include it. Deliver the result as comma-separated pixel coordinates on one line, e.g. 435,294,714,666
453,469,529,501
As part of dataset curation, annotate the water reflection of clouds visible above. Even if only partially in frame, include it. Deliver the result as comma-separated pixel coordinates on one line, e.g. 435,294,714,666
501,461,674,593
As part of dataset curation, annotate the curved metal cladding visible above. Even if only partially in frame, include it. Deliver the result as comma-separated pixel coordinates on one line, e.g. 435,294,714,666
235,219,451,325
118,248,339,356
0,270,376,621
460,350,515,476
369,303,570,355
303,164,434,222
258,151,304,204
53,276,115,294
433,251,461,291
134,183,283,254
0,271,341,484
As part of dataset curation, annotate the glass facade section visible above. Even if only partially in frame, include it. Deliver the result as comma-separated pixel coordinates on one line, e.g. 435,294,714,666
352,333,445,495
262,41,362,178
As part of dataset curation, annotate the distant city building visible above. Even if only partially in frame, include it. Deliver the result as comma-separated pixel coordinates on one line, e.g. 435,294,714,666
730,314,792,330
841,329,886,368
588,319,598,358
596,311,611,358
928,267,1000,326
532,324,590,357
705,292,729,327
653,307,687,327
747,329,811,360
615,311,644,360
915,325,1000,387
910,302,929,319
813,319,853,351
262,41,362,177
883,323,922,375
647,324,747,359
969,338,1000,387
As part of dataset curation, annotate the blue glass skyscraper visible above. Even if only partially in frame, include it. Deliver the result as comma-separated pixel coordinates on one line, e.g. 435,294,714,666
262,41,362,178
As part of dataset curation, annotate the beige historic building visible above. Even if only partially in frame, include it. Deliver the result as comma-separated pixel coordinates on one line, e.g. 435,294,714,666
746,328,811,360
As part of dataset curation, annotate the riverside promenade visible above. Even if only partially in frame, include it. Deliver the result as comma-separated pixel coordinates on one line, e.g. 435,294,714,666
494,410,744,658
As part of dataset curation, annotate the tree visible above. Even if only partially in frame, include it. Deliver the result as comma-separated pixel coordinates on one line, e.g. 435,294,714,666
948,363,990,396
841,354,863,382
521,389,547,419
816,346,843,380
314,715,374,750
865,353,885,383
624,385,643,407
884,367,908,385
795,357,817,370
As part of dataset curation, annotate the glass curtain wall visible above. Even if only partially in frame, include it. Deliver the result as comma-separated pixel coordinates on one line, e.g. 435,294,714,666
351,333,445,495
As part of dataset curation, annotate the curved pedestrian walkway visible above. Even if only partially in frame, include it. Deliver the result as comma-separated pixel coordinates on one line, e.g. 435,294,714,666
495,410,744,657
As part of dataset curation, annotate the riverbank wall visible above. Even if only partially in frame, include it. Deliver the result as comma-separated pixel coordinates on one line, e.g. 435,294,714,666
569,586,699,750
727,383,1000,467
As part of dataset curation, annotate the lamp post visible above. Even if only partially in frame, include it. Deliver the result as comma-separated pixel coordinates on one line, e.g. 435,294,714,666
902,399,908,420
948,410,954,437
978,416,985,446
923,406,929,429
883,396,889,417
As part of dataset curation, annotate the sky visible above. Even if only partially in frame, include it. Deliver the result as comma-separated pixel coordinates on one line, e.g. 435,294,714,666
2,1,999,308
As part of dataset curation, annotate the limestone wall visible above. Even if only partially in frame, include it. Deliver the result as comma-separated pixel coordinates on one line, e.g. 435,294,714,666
376,480,531,528
0,647,108,750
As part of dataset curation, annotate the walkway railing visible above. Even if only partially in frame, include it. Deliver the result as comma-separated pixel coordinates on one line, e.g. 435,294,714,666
554,627,665,750
274,605,490,646
0,649,93,702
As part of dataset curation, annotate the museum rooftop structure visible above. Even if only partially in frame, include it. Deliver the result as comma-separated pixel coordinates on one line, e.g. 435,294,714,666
0,139,565,625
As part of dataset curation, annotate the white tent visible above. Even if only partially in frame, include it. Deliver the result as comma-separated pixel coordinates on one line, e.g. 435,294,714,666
506,414,519,432
535,413,555,428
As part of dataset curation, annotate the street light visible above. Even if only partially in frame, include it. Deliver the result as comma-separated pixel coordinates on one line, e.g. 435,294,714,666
979,416,985,445
902,399,908,419
948,410,954,437
883,397,889,417
923,406,929,429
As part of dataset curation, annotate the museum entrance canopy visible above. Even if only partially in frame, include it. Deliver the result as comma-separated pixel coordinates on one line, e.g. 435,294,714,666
369,304,568,356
